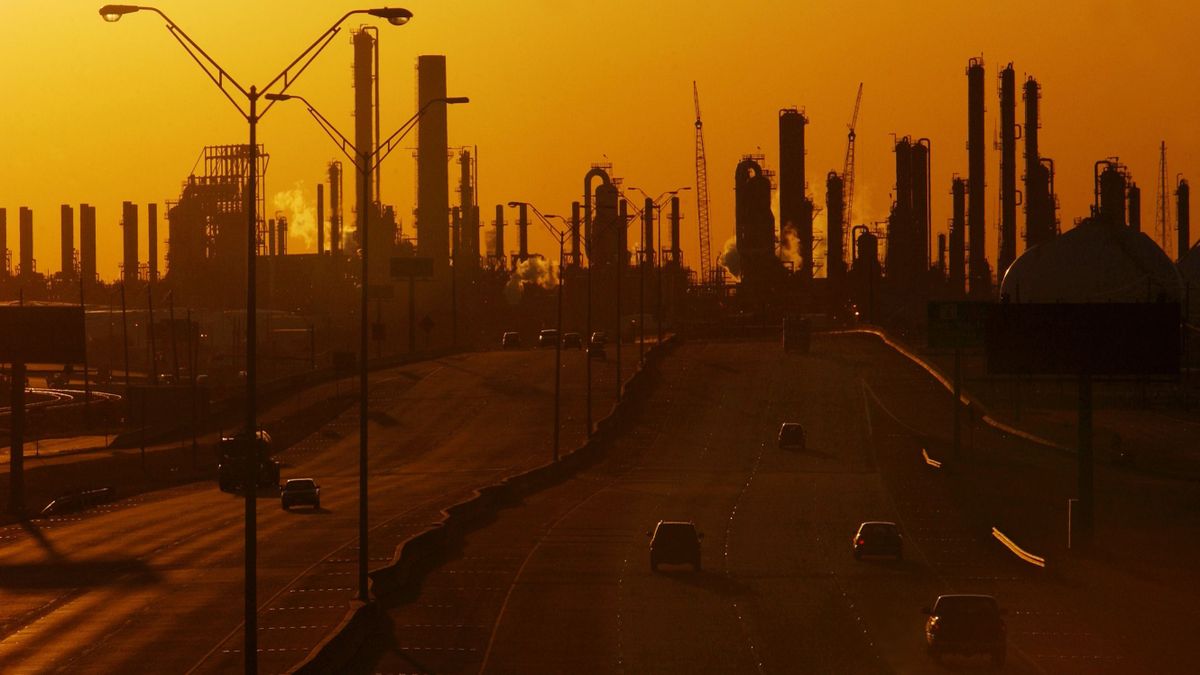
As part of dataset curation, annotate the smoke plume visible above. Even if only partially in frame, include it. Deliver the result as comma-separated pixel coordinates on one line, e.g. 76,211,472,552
504,257,558,305
776,221,803,267
273,183,317,251
717,236,741,280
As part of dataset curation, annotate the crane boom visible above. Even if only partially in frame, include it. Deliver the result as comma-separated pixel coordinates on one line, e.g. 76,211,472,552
842,83,862,265
693,81,713,282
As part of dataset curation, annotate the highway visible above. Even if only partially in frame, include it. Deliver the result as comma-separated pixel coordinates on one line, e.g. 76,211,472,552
0,345,633,675
363,335,1197,674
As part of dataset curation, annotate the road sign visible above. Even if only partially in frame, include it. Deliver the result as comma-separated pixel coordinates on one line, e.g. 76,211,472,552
928,301,989,350
0,306,86,363
390,256,434,279
420,314,434,334
985,302,1180,376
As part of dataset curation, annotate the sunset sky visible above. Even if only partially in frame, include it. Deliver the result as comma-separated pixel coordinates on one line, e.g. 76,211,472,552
1,1,1196,281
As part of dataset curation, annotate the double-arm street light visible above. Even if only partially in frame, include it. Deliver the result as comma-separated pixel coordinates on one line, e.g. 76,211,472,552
267,92,467,606
626,186,691,345
508,201,570,462
100,6,412,673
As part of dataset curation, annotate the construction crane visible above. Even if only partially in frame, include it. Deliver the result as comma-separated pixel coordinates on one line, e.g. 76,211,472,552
693,81,713,282
843,83,863,233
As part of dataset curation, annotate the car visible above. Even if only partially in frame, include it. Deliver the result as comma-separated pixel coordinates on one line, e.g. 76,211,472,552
648,520,703,572
590,331,609,346
923,594,1007,666
852,521,903,559
281,478,321,510
562,332,583,349
501,331,522,349
777,422,806,451
537,329,560,348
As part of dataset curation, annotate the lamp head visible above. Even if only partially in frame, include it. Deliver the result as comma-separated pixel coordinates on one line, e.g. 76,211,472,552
506,201,524,208
368,7,413,26
444,96,470,104
263,93,294,102
99,4,139,22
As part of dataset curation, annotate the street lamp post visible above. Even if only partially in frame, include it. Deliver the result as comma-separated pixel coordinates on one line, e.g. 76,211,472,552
509,202,567,461
267,92,467,604
101,6,413,672
626,186,690,347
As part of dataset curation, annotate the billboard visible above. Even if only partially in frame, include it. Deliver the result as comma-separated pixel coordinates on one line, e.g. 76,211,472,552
985,303,1180,376
0,306,86,363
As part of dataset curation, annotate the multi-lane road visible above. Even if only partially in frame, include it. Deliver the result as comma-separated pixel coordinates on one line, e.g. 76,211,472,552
363,335,1198,674
0,346,635,674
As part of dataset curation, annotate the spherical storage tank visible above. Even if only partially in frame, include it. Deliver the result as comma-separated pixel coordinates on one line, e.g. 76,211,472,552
1001,215,1182,303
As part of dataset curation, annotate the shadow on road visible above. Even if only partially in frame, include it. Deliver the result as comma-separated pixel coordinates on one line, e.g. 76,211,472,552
655,569,753,597
0,558,160,591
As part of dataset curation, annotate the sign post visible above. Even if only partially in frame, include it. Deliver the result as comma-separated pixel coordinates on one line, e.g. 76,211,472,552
928,301,988,462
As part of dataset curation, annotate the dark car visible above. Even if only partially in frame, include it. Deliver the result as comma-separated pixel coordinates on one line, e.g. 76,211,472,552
923,594,1007,666
852,521,903,559
281,478,321,510
501,331,522,349
590,331,609,346
562,332,583,349
777,422,806,451
538,329,560,348
648,520,703,572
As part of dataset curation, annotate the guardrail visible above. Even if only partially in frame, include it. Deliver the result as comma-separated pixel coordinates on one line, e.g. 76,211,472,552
991,526,1046,568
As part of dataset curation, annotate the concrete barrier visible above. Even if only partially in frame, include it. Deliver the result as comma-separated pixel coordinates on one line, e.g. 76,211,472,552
288,334,680,674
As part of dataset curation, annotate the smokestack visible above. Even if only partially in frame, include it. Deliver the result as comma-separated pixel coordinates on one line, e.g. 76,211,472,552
1098,161,1126,227
887,138,914,285
1022,76,1055,248
457,149,479,267
950,177,967,297
353,28,376,248
937,233,947,277
268,218,276,256
122,201,138,282
494,204,505,267
518,203,529,261
913,139,931,275
1128,183,1142,232
619,198,629,267
1178,178,1191,261
80,204,97,283
826,171,845,283
967,57,990,298
779,109,813,279
19,207,33,277
317,183,325,254
329,161,343,254
669,195,681,264
416,54,450,273
0,208,6,276
999,64,1017,277
277,217,287,255
61,204,75,278
148,203,158,281
571,201,582,267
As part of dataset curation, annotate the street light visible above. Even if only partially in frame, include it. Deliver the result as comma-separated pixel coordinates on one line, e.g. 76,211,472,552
101,7,411,673
269,92,467,606
627,186,690,344
508,201,569,462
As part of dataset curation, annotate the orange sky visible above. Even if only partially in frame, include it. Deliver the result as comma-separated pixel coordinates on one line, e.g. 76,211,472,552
1,1,1197,281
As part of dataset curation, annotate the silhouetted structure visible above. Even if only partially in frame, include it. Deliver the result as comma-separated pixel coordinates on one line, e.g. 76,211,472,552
779,108,813,278
329,160,343,255
826,172,845,285
148,203,159,281
1128,183,1142,233
60,205,75,280
1097,159,1129,228
966,57,991,298
317,183,325,255
517,203,529,264
1178,177,1191,261
950,177,967,296
493,204,505,267
416,55,449,275
353,28,377,249
998,64,1017,277
570,202,582,267
0,208,7,276
734,155,777,287
667,195,682,265
19,207,34,278
1023,76,1058,249
122,202,138,283
458,149,480,267
885,138,929,292
80,204,97,284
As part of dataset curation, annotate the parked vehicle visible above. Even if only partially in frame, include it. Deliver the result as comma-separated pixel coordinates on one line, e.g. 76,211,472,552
501,331,522,349
562,332,583,349
852,521,903,559
777,422,807,450
538,329,560,348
